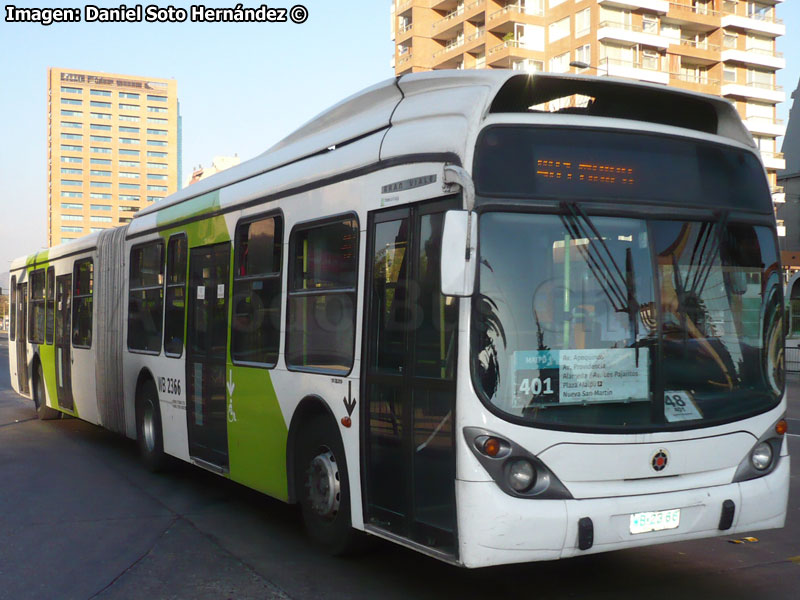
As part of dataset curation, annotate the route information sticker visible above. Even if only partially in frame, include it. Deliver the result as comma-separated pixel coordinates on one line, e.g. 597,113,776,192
664,390,703,422
512,348,649,407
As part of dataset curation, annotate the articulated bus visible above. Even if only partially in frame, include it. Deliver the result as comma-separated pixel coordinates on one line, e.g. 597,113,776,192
8,71,789,567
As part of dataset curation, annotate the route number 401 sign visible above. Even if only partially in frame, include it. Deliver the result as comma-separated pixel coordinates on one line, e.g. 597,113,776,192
664,391,703,422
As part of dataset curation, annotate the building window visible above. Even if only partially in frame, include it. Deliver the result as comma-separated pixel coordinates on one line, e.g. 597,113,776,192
90,124,111,131
61,202,83,209
91,89,112,96
90,158,111,165
90,135,111,142
46,267,55,345
91,216,112,223
550,51,570,73
643,15,658,33
147,106,168,113
61,109,83,117
91,181,111,188
90,227,106,232
120,137,140,145
163,235,187,356
91,112,112,120
146,128,168,136
119,115,140,122
61,225,83,232
91,147,112,154
286,217,358,373
723,0,738,13
90,101,111,108
119,92,139,99
147,184,167,191
119,103,140,111
90,195,111,201
120,126,140,133
148,173,168,180
147,196,163,202
61,168,83,175
119,217,132,224
90,169,111,176
147,95,167,102
61,179,82,186
575,8,591,37
747,2,772,20
120,183,141,190
549,16,570,43
575,44,591,67
62,156,83,163
61,86,81,94
747,67,773,88
90,203,112,210
120,160,140,167
29,269,46,344
641,48,659,70
120,195,140,202
147,162,168,169
724,65,737,82
723,31,738,48
147,117,168,124
61,121,82,129
61,192,83,199
120,149,140,156
128,241,164,353
72,258,93,348
147,140,168,147
62,215,83,221
61,98,82,105
61,144,83,152
147,151,167,158
120,172,140,179
61,133,83,140
232,215,283,366
60,196,83,203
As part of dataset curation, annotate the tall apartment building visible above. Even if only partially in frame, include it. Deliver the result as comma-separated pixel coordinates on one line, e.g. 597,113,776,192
391,0,786,207
48,68,180,246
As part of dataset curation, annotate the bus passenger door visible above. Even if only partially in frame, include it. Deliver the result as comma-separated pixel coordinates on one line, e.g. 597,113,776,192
186,243,231,471
16,282,29,394
363,198,459,555
55,275,74,411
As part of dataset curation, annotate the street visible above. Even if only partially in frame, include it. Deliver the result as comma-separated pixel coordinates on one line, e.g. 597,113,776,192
1,333,799,600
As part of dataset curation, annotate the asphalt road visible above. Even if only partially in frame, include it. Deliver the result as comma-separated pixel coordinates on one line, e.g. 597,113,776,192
1,333,799,600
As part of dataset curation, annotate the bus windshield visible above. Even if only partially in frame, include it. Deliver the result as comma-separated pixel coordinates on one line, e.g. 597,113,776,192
472,211,784,431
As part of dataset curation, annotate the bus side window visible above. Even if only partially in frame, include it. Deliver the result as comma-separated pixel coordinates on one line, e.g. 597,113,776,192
128,241,165,353
29,269,46,344
286,216,359,374
164,235,187,357
46,267,55,345
232,215,283,366
9,275,16,341
72,258,94,348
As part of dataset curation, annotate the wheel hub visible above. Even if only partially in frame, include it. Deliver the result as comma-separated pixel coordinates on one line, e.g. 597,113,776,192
306,450,340,519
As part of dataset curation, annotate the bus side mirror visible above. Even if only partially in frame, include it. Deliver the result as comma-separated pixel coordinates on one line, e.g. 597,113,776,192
441,210,477,297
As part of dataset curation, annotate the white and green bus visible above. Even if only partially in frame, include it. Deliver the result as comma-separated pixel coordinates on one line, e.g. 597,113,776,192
8,71,789,567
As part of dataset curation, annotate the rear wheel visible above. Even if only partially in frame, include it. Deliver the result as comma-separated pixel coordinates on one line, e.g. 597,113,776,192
136,380,167,472
296,414,361,555
34,363,61,420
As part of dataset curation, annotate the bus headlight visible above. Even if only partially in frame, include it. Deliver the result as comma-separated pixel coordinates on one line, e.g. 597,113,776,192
751,442,773,471
507,459,536,493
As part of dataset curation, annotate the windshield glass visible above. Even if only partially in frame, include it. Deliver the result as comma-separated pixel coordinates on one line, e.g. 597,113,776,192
472,212,783,431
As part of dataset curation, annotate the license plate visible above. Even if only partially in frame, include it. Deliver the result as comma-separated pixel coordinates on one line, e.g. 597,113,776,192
629,508,681,534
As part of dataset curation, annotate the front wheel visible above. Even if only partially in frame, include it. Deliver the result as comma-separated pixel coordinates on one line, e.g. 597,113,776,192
136,380,167,472
296,414,361,555
34,364,61,420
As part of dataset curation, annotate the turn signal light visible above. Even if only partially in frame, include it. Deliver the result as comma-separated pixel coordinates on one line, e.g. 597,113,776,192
483,437,502,457
775,420,787,436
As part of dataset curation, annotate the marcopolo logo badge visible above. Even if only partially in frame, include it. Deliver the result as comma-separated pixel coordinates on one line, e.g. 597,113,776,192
651,449,669,472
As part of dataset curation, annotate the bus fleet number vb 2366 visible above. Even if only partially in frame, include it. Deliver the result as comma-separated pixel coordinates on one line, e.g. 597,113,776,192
158,376,181,396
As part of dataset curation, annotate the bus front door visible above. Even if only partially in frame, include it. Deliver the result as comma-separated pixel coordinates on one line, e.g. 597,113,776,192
16,282,29,394
364,198,459,555
186,243,231,472
55,275,74,411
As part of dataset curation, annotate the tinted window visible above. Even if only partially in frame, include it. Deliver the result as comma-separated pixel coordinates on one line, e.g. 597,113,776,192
29,270,46,344
164,235,187,356
473,126,773,214
9,276,15,341
232,215,283,366
72,259,93,348
128,242,164,353
287,217,358,373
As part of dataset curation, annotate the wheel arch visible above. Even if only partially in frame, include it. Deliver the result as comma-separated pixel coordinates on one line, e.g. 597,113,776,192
286,394,338,504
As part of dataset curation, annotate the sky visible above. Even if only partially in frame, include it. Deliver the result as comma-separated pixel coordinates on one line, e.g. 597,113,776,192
1,0,799,274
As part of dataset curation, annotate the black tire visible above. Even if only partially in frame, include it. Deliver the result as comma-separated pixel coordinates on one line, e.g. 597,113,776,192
295,413,361,555
136,380,167,472
33,363,61,420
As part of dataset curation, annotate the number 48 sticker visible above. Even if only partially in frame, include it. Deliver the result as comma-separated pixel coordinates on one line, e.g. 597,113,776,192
664,390,703,422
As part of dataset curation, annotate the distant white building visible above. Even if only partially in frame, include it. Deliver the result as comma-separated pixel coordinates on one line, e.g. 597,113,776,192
185,155,241,187
778,81,800,267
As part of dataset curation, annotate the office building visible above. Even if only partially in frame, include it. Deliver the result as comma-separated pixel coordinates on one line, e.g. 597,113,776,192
48,67,180,245
391,0,786,208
